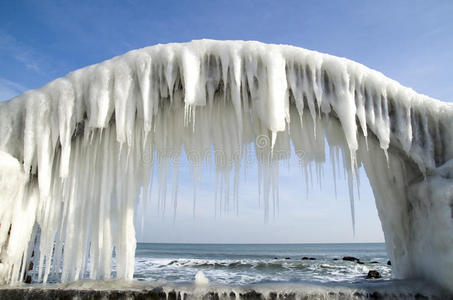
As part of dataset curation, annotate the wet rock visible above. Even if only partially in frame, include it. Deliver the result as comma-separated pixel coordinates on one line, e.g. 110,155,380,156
268,292,277,300
357,261,364,265
342,256,360,262
309,257,316,260
302,257,309,260
25,275,32,284
366,270,382,279
370,261,379,264
285,257,291,260
167,290,178,300
240,290,263,299
333,258,339,261
273,257,278,259
387,260,392,266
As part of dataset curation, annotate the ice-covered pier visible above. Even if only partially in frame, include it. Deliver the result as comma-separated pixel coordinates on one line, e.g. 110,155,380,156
0,40,452,292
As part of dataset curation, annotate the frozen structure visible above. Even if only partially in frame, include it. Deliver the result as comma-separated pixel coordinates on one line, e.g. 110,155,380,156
0,40,452,291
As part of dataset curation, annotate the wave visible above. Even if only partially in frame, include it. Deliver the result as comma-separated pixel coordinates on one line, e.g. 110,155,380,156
133,257,392,286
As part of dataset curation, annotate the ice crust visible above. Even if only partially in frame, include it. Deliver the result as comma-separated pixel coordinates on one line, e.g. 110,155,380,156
0,40,452,291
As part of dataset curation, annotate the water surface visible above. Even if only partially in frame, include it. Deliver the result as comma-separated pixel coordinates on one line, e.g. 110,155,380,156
134,243,390,285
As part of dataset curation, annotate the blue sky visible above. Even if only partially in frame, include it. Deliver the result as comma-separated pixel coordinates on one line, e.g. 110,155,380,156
1,1,452,243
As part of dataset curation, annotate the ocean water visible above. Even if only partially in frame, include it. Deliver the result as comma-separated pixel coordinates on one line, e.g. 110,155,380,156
133,243,391,285
16,243,449,298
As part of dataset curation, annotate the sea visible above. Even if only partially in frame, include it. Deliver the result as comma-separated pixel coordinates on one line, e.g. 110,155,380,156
9,243,449,299
133,243,391,285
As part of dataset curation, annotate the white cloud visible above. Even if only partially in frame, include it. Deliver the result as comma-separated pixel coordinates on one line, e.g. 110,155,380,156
0,78,26,101
0,31,42,74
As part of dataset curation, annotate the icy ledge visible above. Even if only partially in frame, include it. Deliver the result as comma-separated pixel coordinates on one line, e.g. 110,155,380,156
0,40,452,292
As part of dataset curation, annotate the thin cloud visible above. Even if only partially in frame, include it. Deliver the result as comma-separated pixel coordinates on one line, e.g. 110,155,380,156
0,77,26,101
0,31,42,74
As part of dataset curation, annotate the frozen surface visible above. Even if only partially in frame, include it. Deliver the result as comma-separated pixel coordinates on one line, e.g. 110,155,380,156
0,40,452,292
0,279,449,300
194,271,209,286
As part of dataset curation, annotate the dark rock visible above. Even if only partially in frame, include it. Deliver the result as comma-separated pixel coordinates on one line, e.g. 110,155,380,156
273,257,278,259
342,256,360,262
240,290,263,299
333,258,339,261
357,261,364,265
25,275,32,284
366,270,382,279
168,290,177,300
309,257,316,260
285,257,291,260
387,260,392,265
301,257,309,260
370,261,379,264
281,292,296,299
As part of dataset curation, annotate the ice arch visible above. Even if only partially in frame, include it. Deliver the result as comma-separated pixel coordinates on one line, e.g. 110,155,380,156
0,40,452,291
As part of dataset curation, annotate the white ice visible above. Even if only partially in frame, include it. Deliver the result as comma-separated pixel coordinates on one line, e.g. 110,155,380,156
0,40,452,292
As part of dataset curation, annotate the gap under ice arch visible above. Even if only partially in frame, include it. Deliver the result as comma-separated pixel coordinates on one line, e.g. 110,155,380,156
0,39,452,291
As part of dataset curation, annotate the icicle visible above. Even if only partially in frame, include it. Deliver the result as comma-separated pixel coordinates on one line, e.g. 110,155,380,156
192,166,198,219
0,39,449,287
347,168,356,235
172,162,179,223
330,147,338,200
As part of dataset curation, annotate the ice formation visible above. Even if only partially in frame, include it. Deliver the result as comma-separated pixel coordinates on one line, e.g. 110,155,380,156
0,40,452,291
194,271,209,286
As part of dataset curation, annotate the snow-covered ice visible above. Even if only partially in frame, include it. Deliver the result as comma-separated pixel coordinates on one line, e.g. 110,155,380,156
0,40,452,292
